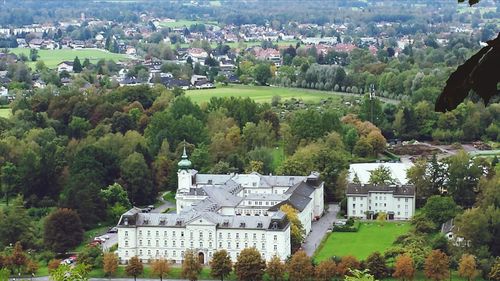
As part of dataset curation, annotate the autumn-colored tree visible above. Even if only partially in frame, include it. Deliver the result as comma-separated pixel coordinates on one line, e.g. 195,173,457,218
26,259,39,276
424,250,450,281
366,130,387,156
458,254,478,281
182,250,202,281
315,259,337,281
366,252,389,279
47,259,61,273
9,242,27,274
234,247,266,281
288,250,314,281
279,204,304,252
489,258,500,281
125,256,144,281
266,255,286,281
210,250,232,281
337,255,361,277
152,258,170,281
103,252,119,277
377,212,387,226
393,254,416,281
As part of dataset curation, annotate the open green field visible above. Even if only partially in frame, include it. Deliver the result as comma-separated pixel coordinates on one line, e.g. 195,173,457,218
9,48,130,68
0,107,11,118
314,222,411,261
159,20,219,28
186,84,342,104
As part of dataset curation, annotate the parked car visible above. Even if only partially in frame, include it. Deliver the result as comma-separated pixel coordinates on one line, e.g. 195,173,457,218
101,235,110,240
108,227,118,233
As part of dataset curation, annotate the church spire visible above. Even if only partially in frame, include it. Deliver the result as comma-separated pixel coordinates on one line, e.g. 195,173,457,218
178,143,192,170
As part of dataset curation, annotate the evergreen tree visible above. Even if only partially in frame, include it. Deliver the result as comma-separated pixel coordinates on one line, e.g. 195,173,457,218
366,252,389,279
73,56,82,73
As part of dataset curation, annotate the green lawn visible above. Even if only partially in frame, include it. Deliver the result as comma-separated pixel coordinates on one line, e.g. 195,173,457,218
186,84,342,104
0,107,11,118
9,48,130,68
73,224,113,252
314,222,411,261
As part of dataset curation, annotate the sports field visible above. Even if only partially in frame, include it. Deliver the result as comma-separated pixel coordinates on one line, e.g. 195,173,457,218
186,84,342,104
314,222,410,261
0,107,11,118
9,48,130,68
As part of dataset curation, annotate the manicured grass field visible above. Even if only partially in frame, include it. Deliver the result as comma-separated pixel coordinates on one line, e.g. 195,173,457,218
314,222,411,261
0,107,11,118
9,48,130,68
186,84,342,104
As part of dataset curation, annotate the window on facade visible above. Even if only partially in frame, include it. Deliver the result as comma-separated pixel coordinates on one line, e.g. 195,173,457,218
125,231,128,237
172,241,176,247
164,250,168,257
274,235,277,241
405,205,408,210
398,212,401,215
262,234,265,240
262,243,265,250
164,240,167,247
156,250,159,256
209,232,212,240
156,231,159,237
181,241,184,247
236,233,239,239
125,241,129,247
384,203,386,207
148,240,151,246
125,250,129,256
219,233,222,239
219,242,222,248
147,231,151,237
190,231,193,239
139,250,143,255
353,210,356,214
156,240,159,247
405,212,408,216
228,242,231,249
274,245,277,251
200,242,203,248
209,242,213,248
405,198,408,202
139,240,143,246
245,242,248,248
190,241,193,248
244,233,248,239
253,243,257,248
199,231,203,239
227,233,231,239
173,251,176,257
353,204,356,208
353,197,356,201
236,242,240,249
253,233,257,240
361,204,363,207
398,205,400,208
375,203,378,206
139,230,142,236
148,250,151,256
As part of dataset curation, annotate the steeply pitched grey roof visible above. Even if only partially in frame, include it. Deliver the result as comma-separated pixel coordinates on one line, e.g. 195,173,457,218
346,184,415,196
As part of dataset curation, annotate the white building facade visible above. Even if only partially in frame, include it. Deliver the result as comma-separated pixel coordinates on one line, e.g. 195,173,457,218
346,184,415,220
117,148,324,264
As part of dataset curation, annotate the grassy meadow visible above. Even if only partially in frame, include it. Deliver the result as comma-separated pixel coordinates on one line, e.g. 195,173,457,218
186,84,342,104
9,48,130,68
0,107,11,118
314,221,411,261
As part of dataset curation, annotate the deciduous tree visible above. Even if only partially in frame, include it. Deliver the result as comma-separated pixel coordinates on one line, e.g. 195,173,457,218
210,250,232,281
288,251,314,281
182,250,202,281
125,256,143,281
234,247,266,281
337,256,361,277
458,254,478,281
315,259,337,281
424,250,450,281
266,255,285,281
393,254,416,281
366,252,389,279
279,204,304,252
9,242,27,274
44,208,84,253
152,258,170,281
103,252,118,277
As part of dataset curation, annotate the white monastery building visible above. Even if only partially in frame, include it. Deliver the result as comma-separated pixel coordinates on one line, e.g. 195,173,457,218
346,163,415,220
117,148,324,264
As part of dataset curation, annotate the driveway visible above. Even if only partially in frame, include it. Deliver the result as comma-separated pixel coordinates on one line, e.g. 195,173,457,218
302,203,339,256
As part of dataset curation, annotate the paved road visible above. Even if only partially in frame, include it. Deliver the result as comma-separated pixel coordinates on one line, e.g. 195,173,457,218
302,203,339,256
101,192,175,251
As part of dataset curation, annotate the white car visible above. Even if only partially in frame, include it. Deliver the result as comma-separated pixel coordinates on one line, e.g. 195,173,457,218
101,235,110,240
